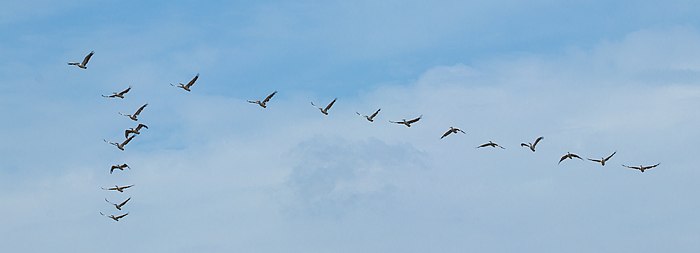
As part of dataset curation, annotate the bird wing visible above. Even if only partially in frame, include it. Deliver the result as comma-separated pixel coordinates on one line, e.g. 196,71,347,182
310,101,319,108
440,130,452,139
81,51,94,66
558,155,568,164
105,198,115,205
247,100,259,104
186,74,199,88
477,143,490,148
369,109,381,119
457,128,466,134
136,123,148,131
622,165,639,170
263,91,277,103
102,186,117,191
533,136,544,147
324,98,337,111
118,197,131,207
571,153,583,160
121,184,134,190
521,143,529,147
406,115,422,124
118,86,131,96
605,151,616,161
588,158,602,162
389,120,401,124
134,103,148,116
121,135,135,146
647,163,661,169
115,213,129,219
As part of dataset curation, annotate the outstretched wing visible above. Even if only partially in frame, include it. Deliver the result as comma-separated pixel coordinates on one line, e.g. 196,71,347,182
121,135,135,146
263,91,277,103
324,98,337,111
121,184,134,190
82,51,94,66
134,104,148,116
533,136,544,147
558,155,567,164
605,151,617,161
186,74,199,88
406,115,422,124
477,143,490,148
115,212,129,219
622,164,638,170
118,86,131,96
588,158,602,163
369,108,381,119
136,123,148,131
571,153,583,160
521,143,529,147
440,129,452,139
118,197,131,207
646,163,661,169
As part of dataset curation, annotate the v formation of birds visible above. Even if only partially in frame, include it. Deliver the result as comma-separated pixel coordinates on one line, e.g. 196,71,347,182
69,50,661,222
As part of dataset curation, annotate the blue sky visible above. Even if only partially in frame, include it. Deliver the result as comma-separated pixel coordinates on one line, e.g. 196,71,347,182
1,1,700,252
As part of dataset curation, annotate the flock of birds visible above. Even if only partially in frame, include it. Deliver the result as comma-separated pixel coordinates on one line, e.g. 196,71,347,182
67,50,660,222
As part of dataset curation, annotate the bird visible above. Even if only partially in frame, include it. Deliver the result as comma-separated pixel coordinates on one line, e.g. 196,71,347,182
588,151,617,166
558,152,583,164
119,103,148,121
125,123,148,138
248,91,277,108
109,163,130,174
100,212,129,221
356,108,381,122
520,136,544,152
101,86,131,99
622,163,660,173
440,127,466,139
389,115,422,127
103,135,135,151
171,73,199,92
67,51,94,69
105,197,131,211
101,184,134,193
477,141,505,149
311,98,337,115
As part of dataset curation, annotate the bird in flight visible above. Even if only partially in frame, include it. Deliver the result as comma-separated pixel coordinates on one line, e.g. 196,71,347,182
101,184,134,193
588,151,616,166
119,103,148,121
109,164,130,174
104,135,135,151
105,197,131,211
521,136,544,152
356,108,381,122
622,163,660,173
248,91,277,108
311,98,337,115
67,51,94,69
440,127,466,139
171,73,199,92
100,212,129,221
125,123,148,138
390,115,422,127
102,86,131,99
559,152,583,164
477,141,505,149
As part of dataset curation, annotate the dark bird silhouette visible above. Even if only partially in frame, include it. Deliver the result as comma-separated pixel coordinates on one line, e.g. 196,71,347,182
109,164,130,174
520,136,544,152
119,103,148,121
102,86,131,99
248,91,277,108
100,212,129,221
104,135,135,151
171,73,199,92
356,108,381,122
588,151,616,166
125,123,148,138
311,98,337,115
105,197,131,210
477,141,505,149
623,163,660,173
67,51,94,69
440,127,466,139
390,115,422,127
101,184,134,193
559,152,583,164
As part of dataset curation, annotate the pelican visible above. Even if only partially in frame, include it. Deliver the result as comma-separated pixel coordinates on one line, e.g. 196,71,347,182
622,163,660,173
520,136,544,152
477,141,505,149
101,184,134,193
109,163,130,174
588,151,616,166
311,98,337,115
125,123,148,138
356,108,381,122
103,135,135,151
440,127,466,139
248,91,277,108
171,73,199,92
119,103,148,121
390,115,422,127
67,51,94,69
100,212,129,221
102,86,131,99
559,152,583,164
105,197,131,211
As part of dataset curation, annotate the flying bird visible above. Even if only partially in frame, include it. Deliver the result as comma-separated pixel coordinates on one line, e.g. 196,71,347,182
125,123,148,138
67,51,94,69
440,127,466,139
311,98,337,115
100,212,129,221
103,135,135,151
101,184,134,193
559,152,583,164
171,73,199,92
477,141,505,149
356,108,381,122
248,91,277,108
119,103,148,121
389,115,422,127
109,163,130,174
101,86,131,99
105,197,131,211
588,151,617,166
622,163,660,173
521,136,544,152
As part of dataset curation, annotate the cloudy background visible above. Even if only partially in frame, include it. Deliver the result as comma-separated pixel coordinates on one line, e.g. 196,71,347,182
1,1,699,252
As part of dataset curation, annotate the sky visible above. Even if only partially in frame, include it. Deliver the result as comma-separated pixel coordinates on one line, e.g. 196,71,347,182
1,1,700,252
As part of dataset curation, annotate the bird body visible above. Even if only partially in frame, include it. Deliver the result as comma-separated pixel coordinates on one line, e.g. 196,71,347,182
441,127,466,139
171,74,199,92
521,136,544,152
248,91,277,108
119,103,148,121
356,108,381,122
390,115,422,127
588,151,616,166
102,86,131,99
623,163,660,172
559,152,583,164
109,163,130,174
68,51,94,69
311,98,337,115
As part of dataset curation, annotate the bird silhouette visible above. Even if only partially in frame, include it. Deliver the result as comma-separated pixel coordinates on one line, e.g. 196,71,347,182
588,151,616,166
311,98,337,115
356,108,381,122
67,51,94,69
119,103,148,121
622,163,660,173
440,127,466,139
390,115,422,127
248,91,277,108
559,152,583,164
105,197,131,210
171,73,199,92
102,86,131,99
520,136,544,152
